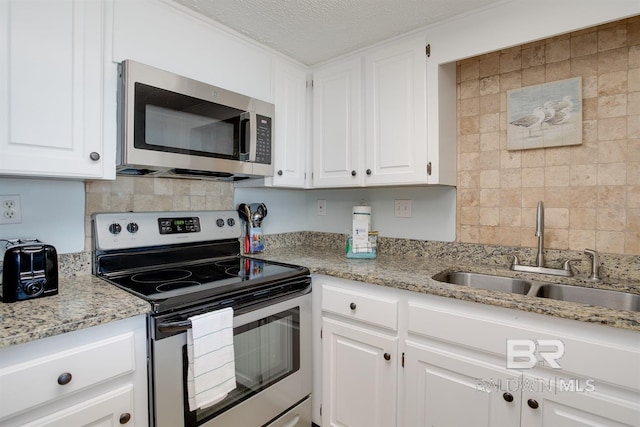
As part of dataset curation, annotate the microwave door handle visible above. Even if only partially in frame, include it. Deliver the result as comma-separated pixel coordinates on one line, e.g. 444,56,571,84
239,112,250,161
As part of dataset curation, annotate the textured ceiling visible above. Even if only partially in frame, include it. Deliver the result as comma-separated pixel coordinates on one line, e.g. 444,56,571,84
169,0,505,65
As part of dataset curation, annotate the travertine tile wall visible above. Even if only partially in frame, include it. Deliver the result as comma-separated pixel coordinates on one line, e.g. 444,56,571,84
456,17,640,255
84,176,234,250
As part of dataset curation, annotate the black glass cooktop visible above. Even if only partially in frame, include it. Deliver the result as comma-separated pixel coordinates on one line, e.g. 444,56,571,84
104,256,305,302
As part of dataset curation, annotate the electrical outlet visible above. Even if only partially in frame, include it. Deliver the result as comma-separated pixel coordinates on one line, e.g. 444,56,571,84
394,199,412,218
317,199,327,216
0,195,22,224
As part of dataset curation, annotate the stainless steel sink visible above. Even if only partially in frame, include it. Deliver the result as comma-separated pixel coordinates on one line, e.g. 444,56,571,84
434,271,640,312
433,271,533,295
533,283,640,312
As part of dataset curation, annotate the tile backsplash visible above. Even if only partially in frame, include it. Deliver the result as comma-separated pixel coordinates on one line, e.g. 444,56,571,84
84,176,234,250
456,16,640,255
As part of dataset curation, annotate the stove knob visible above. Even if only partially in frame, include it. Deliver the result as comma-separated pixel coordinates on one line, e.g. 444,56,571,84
127,222,139,234
216,218,225,227
109,223,122,235
227,218,235,227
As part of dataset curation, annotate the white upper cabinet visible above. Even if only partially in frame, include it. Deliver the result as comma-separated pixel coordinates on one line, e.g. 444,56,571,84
112,0,274,103
270,60,308,188
312,57,363,187
364,35,428,186
312,34,442,188
0,0,116,180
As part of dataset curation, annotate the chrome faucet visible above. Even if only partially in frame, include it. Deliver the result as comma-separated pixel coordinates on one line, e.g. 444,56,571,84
535,201,545,267
584,249,602,282
511,201,573,277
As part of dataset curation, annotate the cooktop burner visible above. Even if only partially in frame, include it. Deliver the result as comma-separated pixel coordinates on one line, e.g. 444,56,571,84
132,269,193,283
156,281,201,293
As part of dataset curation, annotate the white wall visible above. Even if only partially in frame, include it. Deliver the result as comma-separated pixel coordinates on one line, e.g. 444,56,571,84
0,179,85,253
235,186,457,241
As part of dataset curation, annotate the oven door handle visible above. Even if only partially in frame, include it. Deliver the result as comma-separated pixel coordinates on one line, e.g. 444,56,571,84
157,319,192,334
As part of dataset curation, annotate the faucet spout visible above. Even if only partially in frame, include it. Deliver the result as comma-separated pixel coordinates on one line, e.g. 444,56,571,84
510,201,572,277
535,201,544,267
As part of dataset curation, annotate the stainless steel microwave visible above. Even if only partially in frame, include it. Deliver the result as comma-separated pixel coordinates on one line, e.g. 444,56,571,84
117,60,274,180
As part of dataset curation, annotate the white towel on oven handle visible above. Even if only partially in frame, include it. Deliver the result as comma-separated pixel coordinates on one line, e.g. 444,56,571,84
186,307,236,411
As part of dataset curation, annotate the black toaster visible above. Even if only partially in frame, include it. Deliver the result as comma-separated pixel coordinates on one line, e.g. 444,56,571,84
0,239,58,302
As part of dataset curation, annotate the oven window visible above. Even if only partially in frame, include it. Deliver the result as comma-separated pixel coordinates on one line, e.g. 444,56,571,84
134,83,246,159
185,306,300,426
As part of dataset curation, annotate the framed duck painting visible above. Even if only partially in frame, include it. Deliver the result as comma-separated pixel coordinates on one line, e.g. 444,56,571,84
507,76,582,150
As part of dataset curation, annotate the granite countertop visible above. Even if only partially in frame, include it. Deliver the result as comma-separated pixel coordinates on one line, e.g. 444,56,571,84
0,275,151,349
2,243,638,350
253,246,640,332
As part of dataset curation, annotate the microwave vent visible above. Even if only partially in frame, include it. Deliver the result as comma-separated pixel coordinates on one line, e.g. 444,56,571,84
118,168,159,176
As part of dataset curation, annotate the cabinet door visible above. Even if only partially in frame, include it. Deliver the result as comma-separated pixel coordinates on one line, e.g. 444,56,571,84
402,340,521,427
322,317,397,427
521,373,640,427
364,35,427,185
312,57,363,187
0,0,115,179
19,385,134,427
272,60,308,188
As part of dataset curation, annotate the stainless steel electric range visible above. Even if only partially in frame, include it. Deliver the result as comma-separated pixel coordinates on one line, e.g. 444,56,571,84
92,210,311,427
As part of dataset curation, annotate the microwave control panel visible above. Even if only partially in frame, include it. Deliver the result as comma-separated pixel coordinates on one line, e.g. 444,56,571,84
254,115,272,164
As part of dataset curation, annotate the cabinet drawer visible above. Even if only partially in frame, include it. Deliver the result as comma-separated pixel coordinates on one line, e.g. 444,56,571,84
322,285,398,330
0,332,135,419
19,385,134,427
407,299,640,392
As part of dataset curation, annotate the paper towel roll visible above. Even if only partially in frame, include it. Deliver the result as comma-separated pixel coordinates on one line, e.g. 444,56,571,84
352,205,372,225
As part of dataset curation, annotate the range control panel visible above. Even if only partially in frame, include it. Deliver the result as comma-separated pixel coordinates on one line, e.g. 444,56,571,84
93,211,240,251
158,217,202,234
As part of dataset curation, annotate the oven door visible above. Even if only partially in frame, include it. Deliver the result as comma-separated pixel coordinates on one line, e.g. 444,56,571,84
151,291,311,427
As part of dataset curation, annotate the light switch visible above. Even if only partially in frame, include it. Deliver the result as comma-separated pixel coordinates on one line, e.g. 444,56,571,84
394,199,412,218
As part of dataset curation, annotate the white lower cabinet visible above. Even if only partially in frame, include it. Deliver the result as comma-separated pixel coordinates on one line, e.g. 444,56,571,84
322,317,397,427
520,372,640,427
0,316,148,427
403,294,640,427
314,275,640,427
21,385,134,427
318,276,399,427
403,341,640,427
403,340,521,427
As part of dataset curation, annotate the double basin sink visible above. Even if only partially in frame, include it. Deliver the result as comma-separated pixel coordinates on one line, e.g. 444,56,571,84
433,271,640,312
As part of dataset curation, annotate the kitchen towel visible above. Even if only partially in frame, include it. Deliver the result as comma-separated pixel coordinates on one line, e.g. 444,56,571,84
186,307,236,411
